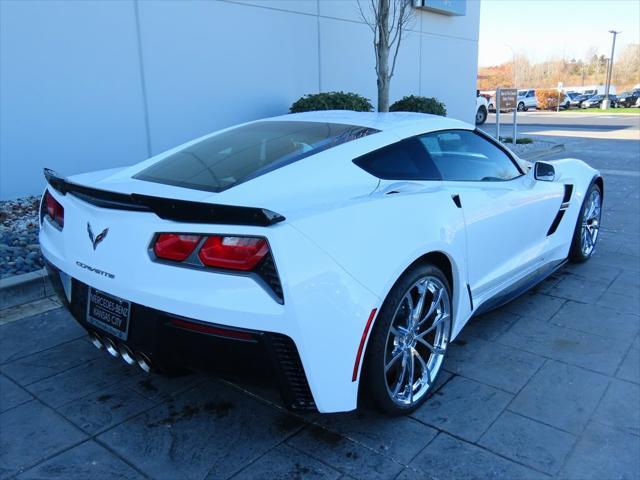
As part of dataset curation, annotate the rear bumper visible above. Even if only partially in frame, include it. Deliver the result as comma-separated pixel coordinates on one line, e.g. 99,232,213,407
39,190,382,413
46,261,315,410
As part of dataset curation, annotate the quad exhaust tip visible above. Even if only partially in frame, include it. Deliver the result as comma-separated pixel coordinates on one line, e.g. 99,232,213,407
87,331,152,373
89,331,104,349
136,352,153,373
118,344,136,366
103,337,119,358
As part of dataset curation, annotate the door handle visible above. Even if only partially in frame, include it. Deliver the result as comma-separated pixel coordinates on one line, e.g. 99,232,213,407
451,194,462,208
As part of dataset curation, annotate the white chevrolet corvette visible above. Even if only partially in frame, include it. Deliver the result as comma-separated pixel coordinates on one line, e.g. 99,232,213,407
40,111,603,415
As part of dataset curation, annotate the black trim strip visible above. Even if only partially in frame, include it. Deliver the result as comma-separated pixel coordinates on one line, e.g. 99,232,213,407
467,284,474,310
473,259,567,316
44,168,285,226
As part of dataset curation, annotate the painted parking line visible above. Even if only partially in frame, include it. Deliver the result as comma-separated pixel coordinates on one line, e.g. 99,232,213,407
599,169,640,178
528,129,640,140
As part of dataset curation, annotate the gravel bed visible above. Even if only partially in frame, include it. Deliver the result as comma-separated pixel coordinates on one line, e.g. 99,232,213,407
502,139,557,157
0,196,44,279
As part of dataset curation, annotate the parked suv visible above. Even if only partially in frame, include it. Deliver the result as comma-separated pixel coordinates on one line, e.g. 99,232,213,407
617,89,640,107
517,90,537,111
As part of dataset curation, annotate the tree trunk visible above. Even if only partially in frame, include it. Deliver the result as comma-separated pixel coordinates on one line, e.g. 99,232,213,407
375,0,391,112
377,45,390,112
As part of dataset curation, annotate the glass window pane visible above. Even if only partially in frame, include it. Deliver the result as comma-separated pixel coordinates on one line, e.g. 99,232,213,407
353,138,441,181
134,121,378,192
419,130,522,182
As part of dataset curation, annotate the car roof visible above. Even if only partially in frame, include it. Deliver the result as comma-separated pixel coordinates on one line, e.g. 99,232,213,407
265,110,472,134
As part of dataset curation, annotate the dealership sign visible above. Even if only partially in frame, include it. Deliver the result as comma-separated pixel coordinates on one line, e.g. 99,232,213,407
498,88,517,110
413,0,466,16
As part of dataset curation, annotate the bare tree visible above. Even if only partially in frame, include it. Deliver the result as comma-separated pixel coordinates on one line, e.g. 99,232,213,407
358,0,414,112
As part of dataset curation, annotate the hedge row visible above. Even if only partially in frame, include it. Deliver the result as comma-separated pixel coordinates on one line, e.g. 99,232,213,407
536,89,567,110
289,91,446,116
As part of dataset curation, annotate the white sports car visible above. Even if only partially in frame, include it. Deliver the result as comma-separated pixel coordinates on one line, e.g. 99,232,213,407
39,111,603,415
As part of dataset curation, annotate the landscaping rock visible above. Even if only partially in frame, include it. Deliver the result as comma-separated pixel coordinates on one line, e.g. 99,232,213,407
0,196,44,279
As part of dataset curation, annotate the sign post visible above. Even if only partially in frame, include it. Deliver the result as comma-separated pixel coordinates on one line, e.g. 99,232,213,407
513,104,517,146
557,82,563,113
496,91,501,141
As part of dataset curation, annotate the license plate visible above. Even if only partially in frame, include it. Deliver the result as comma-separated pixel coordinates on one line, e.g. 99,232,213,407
86,287,131,340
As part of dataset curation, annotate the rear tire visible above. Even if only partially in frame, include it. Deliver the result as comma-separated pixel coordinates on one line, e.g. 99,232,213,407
569,182,602,263
363,263,452,416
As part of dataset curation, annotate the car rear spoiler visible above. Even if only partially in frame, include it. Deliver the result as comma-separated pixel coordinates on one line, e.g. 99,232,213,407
43,168,285,227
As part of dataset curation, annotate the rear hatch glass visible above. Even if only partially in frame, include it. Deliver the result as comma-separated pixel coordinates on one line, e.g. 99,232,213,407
134,120,377,192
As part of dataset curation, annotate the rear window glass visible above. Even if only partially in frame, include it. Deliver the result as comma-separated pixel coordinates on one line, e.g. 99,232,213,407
134,121,378,192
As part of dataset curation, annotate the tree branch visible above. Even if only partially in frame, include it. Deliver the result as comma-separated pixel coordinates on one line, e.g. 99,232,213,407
356,0,376,34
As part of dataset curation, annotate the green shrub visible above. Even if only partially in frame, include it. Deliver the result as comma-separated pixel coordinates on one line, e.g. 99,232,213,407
290,91,373,113
501,137,534,144
389,95,447,116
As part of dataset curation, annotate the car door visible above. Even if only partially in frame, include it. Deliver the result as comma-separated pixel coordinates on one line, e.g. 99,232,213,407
526,90,537,108
418,129,563,308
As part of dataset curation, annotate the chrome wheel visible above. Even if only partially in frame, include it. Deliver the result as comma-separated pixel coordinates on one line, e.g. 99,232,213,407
581,188,601,256
384,276,451,407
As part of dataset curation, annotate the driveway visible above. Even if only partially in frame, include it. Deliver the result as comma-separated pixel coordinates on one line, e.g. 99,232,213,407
1,113,639,479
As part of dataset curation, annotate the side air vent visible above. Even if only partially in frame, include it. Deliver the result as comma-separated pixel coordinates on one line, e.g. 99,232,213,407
547,210,566,236
547,184,574,236
563,184,574,203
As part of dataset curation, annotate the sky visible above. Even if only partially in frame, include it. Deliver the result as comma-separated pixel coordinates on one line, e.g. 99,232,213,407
478,0,640,67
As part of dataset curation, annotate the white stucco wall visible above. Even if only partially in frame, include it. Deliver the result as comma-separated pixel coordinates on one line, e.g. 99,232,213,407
0,0,480,199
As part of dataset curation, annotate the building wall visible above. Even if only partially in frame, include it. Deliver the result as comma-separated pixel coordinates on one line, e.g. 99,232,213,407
0,0,480,199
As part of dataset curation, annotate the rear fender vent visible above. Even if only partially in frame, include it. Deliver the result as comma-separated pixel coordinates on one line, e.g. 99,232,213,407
264,333,316,411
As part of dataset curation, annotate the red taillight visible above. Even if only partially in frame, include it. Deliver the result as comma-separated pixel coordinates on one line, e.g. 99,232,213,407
152,233,270,272
170,318,255,341
198,236,268,271
43,190,64,228
153,234,202,261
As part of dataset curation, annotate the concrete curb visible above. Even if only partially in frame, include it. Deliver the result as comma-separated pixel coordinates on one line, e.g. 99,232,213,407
519,143,566,161
0,268,53,311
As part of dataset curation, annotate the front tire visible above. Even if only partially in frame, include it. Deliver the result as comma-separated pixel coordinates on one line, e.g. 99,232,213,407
476,106,488,125
569,182,602,262
363,264,452,415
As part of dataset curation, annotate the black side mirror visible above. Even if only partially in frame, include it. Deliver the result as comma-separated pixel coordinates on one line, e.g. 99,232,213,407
534,162,555,182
